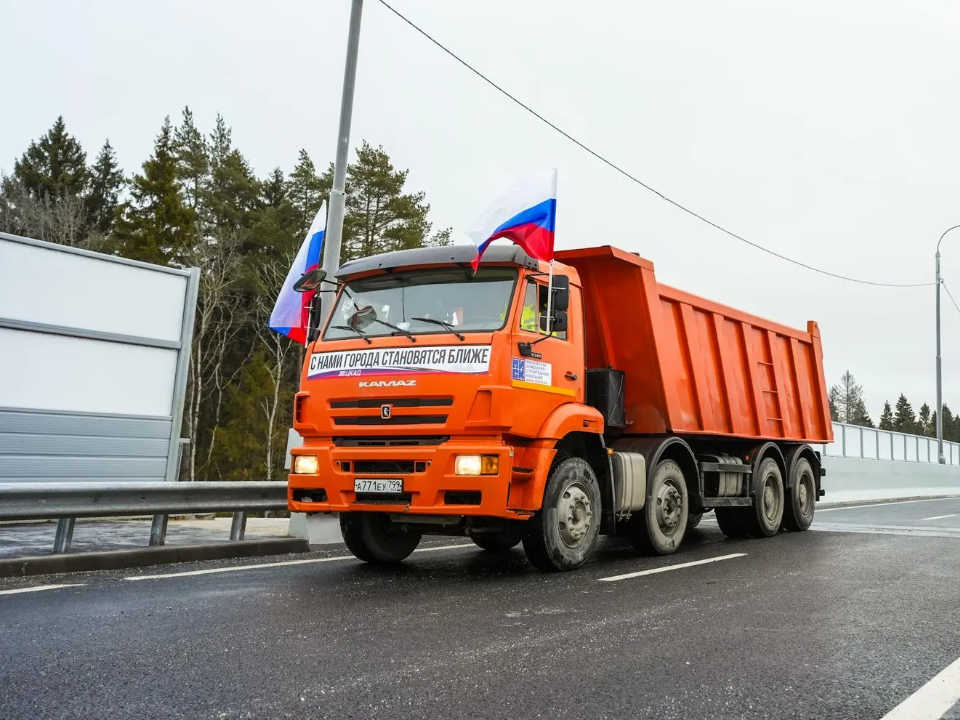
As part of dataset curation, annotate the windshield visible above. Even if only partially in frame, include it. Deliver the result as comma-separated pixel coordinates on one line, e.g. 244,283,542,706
323,267,518,340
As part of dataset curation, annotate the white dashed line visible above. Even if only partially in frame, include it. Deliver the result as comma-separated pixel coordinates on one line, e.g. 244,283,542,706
598,553,747,582
880,655,960,719
921,514,957,521
0,583,84,596
124,543,475,581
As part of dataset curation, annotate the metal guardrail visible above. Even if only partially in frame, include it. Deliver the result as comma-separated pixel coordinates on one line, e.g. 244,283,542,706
0,481,288,554
822,422,960,465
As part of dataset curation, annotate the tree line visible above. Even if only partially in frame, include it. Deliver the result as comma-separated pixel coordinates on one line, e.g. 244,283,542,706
829,370,960,440
1,113,450,480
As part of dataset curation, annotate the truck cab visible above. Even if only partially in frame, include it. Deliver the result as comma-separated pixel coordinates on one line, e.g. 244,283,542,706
289,244,829,571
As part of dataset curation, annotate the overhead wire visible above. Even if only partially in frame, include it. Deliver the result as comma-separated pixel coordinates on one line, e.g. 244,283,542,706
944,281,960,317
376,0,935,289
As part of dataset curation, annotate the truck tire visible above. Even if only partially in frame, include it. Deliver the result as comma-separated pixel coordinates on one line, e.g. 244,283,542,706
472,530,523,553
632,460,688,555
783,457,816,531
715,508,751,538
687,512,704,530
340,512,422,564
746,457,785,537
522,457,601,572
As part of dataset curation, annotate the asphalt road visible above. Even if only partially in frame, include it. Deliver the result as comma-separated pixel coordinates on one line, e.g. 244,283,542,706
2,497,960,720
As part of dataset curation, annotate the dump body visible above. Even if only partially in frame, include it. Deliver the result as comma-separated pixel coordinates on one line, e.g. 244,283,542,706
556,246,833,444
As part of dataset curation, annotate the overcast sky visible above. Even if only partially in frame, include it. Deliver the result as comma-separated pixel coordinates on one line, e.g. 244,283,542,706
3,0,960,419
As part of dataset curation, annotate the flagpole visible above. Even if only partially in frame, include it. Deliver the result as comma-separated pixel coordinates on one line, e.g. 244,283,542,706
319,0,364,330
545,260,554,335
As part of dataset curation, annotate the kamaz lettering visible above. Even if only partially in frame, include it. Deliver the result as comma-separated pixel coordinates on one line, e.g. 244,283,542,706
358,380,417,388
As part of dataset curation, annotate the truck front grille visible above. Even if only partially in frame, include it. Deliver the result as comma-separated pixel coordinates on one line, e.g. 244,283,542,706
333,415,447,426
334,436,449,447
330,397,453,409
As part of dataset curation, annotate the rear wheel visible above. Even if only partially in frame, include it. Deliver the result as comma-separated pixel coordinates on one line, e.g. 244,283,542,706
687,512,704,530
632,460,688,555
340,512,422,564
715,508,751,538
747,457,785,536
783,457,816,531
522,457,602,572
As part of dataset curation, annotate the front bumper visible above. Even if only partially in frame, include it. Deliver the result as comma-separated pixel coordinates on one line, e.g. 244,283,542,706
288,438,525,519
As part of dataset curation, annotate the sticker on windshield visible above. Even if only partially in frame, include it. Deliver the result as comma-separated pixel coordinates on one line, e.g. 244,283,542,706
512,358,551,386
308,345,492,379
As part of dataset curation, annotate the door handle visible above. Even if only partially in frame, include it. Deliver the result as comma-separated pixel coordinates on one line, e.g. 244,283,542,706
565,372,579,381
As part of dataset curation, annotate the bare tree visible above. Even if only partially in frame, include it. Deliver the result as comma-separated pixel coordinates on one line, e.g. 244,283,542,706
182,234,246,480
0,176,90,247
255,259,299,480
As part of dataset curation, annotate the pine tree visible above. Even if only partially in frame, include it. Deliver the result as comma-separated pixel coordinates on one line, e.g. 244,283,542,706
879,401,894,430
828,388,840,422
12,116,87,200
943,405,959,442
918,403,933,438
893,394,917,435
204,115,260,232
173,107,209,212
286,149,327,236
342,141,451,263
111,117,195,266
829,371,872,427
84,140,125,235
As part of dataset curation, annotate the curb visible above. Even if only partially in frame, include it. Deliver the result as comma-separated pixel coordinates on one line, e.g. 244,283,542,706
0,537,310,578
817,493,960,509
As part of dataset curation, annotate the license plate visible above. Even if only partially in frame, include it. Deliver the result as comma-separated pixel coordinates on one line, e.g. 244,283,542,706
354,478,403,494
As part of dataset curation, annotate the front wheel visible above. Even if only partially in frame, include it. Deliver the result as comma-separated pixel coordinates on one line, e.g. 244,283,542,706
340,512,422,564
522,457,602,572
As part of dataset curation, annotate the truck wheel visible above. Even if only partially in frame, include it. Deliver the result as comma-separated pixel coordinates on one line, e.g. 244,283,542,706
340,512,422,564
715,508,751,538
783,457,816,531
632,460,688,555
472,530,522,553
687,512,704,530
747,457,785,537
522,457,601,572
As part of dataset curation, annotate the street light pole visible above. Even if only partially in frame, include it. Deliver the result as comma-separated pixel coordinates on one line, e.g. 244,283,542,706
319,0,364,326
936,224,960,464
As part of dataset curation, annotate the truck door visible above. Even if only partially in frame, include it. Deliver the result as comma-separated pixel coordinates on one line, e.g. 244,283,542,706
509,276,585,438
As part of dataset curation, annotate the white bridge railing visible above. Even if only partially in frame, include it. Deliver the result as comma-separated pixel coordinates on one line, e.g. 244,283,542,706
821,422,960,466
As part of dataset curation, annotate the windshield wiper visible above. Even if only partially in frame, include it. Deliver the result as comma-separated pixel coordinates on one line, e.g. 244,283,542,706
331,325,372,344
371,318,417,342
411,317,465,341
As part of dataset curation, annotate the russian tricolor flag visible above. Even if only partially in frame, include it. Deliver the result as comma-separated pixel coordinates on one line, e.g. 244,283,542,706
466,169,557,271
269,202,326,345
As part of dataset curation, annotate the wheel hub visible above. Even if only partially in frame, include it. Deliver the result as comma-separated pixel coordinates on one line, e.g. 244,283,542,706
558,483,593,547
655,481,683,535
762,475,781,522
798,475,813,516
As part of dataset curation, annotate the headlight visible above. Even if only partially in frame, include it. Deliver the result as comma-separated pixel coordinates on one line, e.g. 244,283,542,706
454,455,499,476
293,455,319,475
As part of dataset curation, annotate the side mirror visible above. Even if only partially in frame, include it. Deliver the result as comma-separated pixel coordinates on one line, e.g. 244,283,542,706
539,310,568,333
551,275,570,312
350,305,377,330
293,268,328,293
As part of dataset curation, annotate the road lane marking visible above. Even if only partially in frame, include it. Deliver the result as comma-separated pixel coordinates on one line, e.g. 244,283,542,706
818,497,960,513
598,553,747,582
124,543,475,581
880,655,960,720
0,583,84,596
921,514,957,521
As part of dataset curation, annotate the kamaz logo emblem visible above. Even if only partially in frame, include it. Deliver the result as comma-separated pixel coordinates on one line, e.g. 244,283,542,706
380,404,393,420
358,380,417,388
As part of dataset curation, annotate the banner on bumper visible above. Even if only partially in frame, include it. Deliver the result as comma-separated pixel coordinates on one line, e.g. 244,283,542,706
308,345,492,379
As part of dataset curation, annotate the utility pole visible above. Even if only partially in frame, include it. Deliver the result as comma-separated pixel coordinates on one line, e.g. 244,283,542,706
319,0,364,326
935,224,960,464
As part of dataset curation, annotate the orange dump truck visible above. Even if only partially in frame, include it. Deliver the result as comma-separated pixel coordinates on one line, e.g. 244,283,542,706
289,244,832,571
